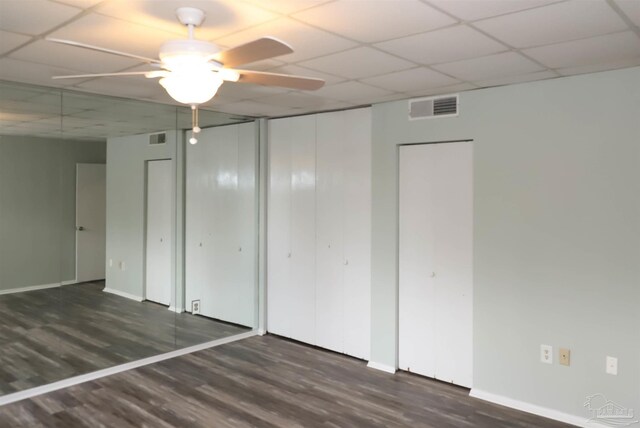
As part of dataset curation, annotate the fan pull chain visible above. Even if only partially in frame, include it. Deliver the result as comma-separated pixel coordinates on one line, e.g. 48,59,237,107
189,105,201,144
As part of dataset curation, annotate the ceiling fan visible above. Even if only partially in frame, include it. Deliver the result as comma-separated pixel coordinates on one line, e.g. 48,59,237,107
47,7,325,143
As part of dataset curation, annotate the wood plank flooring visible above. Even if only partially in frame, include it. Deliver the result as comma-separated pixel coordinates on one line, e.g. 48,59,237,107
0,281,248,395
0,335,573,427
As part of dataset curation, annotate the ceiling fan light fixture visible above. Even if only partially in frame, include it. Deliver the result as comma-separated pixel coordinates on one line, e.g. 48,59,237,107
159,70,223,105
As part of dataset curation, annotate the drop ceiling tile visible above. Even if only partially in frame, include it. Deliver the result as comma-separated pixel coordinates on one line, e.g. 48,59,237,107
215,17,357,63
473,70,558,88
432,52,544,81
0,57,82,87
475,0,628,48
0,31,31,55
429,0,560,21
242,0,331,15
251,92,334,108
10,39,141,73
0,0,80,35
524,31,640,69
616,0,640,26
309,81,394,103
361,67,459,93
95,0,278,40
48,12,184,59
211,100,294,117
298,47,414,79
55,0,105,8
216,82,292,101
375,25,507,65
557,57,640,76
74,74,163,99
266,65,346,85
406,82,478,98
293,0,456,43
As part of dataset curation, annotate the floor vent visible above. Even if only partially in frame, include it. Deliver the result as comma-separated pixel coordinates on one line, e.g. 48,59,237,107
409,94,459,120
149,132,166,145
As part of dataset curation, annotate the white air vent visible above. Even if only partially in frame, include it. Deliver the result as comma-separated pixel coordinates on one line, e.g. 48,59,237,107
409,94,458,120
149,132,166,145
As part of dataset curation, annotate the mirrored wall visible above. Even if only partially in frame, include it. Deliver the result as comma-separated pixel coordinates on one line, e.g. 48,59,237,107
0,80,258,396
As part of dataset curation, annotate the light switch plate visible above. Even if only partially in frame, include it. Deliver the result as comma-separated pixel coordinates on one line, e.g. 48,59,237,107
541,344,553,364
606,356,618,375
559,348,570,366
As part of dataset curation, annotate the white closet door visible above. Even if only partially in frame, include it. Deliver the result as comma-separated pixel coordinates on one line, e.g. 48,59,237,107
145,160,173,306
398,142,473,388
342,108,372,360
315,111,345,353
267,118,293,337
288,115,317,344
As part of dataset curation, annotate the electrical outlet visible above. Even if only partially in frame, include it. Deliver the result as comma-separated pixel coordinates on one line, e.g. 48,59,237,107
606,356,618,375
191,300,201,315
541,344,553,364
559,348,570,366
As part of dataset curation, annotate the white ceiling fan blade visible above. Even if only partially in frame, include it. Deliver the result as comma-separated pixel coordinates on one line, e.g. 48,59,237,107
236,70,325,90
213,37,293,68
46,37,161,64
52,71,158,80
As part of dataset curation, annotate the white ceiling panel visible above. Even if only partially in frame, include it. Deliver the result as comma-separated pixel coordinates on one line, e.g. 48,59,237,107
411,82,478,98
615,0,640,27
475,0,628,48
361,67,459,93
473,70,558,87
266,65,346,85
212,100,296,117
0,31,31,55
215,18,357,64
293,0,456,43
74,75,162,99
216,82,292,100
0,0,80,35
375,25,507,65
0,57,82,87
9,39,141,73
433,52,544,81
54,0,105,8
311,81,395,103
524,32,640,69
242,0,331,15
298,47,414,79
429,0,560,22
48,13,184,59
95,0,278,41
556,56,640,76
251,91,336,108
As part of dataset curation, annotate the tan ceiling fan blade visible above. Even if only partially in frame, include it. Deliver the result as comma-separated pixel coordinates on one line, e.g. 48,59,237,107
46,37,161,64
52,71,158,80
236,70,325,90
214,37,293,68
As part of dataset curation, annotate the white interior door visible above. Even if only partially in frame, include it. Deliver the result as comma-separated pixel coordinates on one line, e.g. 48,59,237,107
399,142,473,388
76,163,106,283
145,160,172,306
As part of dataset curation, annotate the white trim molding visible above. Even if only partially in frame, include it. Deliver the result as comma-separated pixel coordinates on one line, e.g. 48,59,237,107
367,361,397,374
168,306,185,313
0,330,258,407
0,283,60,296
103,287,143,302
61,279,77,286
469,389,609,428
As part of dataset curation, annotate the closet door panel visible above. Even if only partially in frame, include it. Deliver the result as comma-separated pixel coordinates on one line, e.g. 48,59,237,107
315,111,345,353
342,108,372,359
289,115,317,344
267,119,292,337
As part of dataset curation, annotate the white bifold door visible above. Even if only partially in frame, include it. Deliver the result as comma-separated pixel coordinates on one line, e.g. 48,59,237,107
268,108,371,360
185,123,256,327
398,142,473,388
145,159,173,306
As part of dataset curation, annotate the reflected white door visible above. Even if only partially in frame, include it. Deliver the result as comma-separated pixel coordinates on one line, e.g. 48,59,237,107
399,142,473,388
145,160,172,306
76,163,106,283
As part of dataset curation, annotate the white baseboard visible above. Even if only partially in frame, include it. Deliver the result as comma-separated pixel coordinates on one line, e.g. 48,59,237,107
168,306,184,313
0,330,258,407
257,329,266,336
103,287,143,302
61,279,77,286
469,389,607,428
367,361,397,374
0,283,61,296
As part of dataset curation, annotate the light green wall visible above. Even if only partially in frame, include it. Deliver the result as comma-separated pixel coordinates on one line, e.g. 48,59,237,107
0,135,106,290
370,66,640,419
105,131,179,299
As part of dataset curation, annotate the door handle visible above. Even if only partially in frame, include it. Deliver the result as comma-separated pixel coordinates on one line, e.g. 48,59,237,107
77,226,85,231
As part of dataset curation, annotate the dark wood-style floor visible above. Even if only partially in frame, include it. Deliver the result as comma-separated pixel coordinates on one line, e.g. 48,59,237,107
0,281,248,395
0,335,572,427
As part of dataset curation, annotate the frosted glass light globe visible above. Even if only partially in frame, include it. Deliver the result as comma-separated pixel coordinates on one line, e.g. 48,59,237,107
160,70,223,106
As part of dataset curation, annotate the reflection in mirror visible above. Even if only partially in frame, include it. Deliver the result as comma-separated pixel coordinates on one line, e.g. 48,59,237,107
0,81,254,397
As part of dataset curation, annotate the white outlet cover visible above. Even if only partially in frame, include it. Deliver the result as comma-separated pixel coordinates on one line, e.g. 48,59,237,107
606,356,618,375
541,344,553,364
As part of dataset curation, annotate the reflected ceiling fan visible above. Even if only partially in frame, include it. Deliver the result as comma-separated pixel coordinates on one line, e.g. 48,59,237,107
47,7,325,143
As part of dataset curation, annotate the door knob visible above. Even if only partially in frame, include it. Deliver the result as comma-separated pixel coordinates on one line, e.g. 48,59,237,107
76,226,85,231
